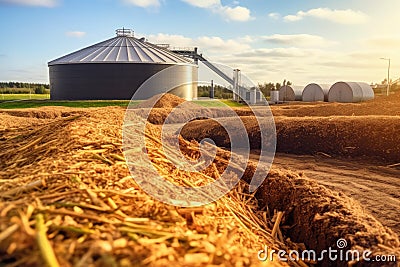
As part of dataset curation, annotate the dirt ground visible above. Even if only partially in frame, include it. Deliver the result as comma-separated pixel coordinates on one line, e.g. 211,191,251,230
266,153,400,235
255,168,399,267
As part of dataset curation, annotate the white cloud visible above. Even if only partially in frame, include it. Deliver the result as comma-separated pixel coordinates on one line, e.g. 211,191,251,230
262,34,335,47
147,33,251,54
66,31,86,38
181,0,252,22
122,0,160,8
268,12,280,20
147,33,194,47
197,36,250,52
181,0,219,8
217,5,251,22
235,47,319,59
237,35,254,43
0,0,58,7
284,8,369,25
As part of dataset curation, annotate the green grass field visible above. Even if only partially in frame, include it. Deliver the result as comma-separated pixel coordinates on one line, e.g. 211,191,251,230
0,94,50,100
0,98,243,109
0,100,133,109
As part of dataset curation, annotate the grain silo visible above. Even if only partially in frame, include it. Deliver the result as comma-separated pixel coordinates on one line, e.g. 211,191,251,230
279,85,303,101
302,83,330,102
48,29,198,100
328,82,374,103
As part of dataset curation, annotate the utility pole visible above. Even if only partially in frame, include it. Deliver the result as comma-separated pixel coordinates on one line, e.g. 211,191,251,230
380,58,391,96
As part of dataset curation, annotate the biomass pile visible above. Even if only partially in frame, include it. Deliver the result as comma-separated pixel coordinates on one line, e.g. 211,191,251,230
0,106,290,267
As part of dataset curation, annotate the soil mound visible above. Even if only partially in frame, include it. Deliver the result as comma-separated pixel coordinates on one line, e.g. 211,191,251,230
274,116,400,163
180,116,400,164
180,116,264,149
257,169,400,267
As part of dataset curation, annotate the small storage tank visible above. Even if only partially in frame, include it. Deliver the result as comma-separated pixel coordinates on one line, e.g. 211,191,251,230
279,85,303,101
249,87,257,105
328,82,374,103
302,83,330,102
48,29,198,100
270,91,279,103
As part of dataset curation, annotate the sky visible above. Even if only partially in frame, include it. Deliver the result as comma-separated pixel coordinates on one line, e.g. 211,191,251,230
0,0,399,86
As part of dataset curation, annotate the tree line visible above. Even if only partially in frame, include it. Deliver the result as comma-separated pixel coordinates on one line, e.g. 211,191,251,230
0,82,50,94
198,85,233,99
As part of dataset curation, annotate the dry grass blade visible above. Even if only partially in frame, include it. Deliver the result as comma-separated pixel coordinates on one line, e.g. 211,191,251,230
35,214,60,267
2,179,46,199
16,136,44,152
38,208,115,224
52,201,111,212
110,153,125,161
271,212,284,239
387,162,400,168
0,224,19,243
92,153,114,165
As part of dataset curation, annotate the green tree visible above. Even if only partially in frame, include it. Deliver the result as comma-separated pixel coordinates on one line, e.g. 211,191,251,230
34,85,46,94
258,82,275,96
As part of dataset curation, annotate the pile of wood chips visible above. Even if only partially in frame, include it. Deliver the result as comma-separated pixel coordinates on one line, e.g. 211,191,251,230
0,106,294,267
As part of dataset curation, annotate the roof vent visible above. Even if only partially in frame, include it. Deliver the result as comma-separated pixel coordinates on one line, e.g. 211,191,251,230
116,28,134,37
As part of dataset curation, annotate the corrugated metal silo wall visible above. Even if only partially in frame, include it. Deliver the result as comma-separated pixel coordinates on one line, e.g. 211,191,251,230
49,63,198,100
165,65,198,101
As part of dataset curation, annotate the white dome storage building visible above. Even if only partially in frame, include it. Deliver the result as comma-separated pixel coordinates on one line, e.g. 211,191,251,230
48,29,198,100
302,83,330,102
328,82,374,103
279,85,303,101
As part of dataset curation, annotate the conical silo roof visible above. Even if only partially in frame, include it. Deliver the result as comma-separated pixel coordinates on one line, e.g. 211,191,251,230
48,29,193,66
